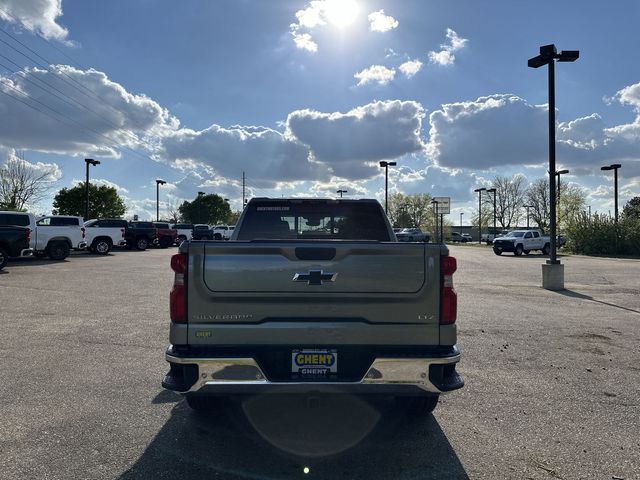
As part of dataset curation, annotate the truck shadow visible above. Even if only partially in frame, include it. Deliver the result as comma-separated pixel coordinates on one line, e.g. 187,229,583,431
120,395,469,479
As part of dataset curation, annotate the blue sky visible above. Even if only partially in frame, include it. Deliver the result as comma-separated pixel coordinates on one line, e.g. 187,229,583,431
1,0,639,221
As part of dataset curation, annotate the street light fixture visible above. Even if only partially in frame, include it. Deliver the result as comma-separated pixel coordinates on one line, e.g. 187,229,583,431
336,189,348,198
474,187,486,244
155,179,167,222
528,43,579,288
379,161,397,214
601,164,622,223
84,158,100,221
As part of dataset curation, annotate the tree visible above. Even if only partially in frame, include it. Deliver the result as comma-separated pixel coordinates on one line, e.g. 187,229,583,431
388,193,433,228
490,175,527,229
0,152,57,210
526,177,586,233
178,193,231,224
227,210,242,226
52,182,126,219
622,196,640,220
167,199,181,223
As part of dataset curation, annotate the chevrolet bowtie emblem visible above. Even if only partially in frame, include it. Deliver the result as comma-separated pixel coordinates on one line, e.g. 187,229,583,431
292,270,337,285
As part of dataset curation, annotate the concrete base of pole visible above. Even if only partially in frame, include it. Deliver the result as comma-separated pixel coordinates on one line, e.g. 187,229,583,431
542,263,564,291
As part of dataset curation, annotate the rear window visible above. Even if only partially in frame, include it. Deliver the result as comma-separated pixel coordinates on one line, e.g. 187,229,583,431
194,225,210,230
0,213,30,227
173,224,193,229
38,217,79,226
154,223,170,229
130,222,154,228
237,200,391,241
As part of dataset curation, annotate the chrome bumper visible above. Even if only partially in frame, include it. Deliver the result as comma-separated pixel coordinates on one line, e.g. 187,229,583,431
165,351,462,395
78,241,88,250
20,248,33,257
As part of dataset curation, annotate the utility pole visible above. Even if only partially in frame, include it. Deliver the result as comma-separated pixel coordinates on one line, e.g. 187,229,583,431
242,171,246,208
379,161,397,214
84,158,100,221
155,179,166,222
487,188,497,235
474,188,486,244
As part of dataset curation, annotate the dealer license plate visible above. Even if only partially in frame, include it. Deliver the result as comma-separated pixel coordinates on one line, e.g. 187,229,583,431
291,349,337,376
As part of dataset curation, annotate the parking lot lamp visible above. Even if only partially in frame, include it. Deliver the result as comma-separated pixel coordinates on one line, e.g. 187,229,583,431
84,158,100,221
601,164,622,223
528,44,579,268
460,212,464,234
336,189,347,198
487,188,497,235
379,161,397,214
155,179,167,221
474,188,486,244
523,205,532,229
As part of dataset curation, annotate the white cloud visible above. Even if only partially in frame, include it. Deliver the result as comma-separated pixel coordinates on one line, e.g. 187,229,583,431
160,124,329,189
286,100,426,179
291,31,318,52
399,59,423,79
0,65,179,156
2,149,62,182
428,28,468,66
368,9,398,32
70,178,129,194
0,0,68,41
354,65,396,86
289,0,360,52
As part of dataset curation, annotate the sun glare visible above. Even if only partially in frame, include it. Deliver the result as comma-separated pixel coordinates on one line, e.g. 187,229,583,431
323,0,359,28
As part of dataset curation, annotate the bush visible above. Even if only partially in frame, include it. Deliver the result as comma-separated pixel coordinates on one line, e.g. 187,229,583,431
565,212,640,256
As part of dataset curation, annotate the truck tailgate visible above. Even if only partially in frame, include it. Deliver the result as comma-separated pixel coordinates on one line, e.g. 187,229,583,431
187,241,443,326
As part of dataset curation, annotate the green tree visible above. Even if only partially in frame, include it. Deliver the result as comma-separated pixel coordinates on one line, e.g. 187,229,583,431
52,182,126,219
178,193,231,224
525,177,586,233
622,196,640,220
227,210,242,226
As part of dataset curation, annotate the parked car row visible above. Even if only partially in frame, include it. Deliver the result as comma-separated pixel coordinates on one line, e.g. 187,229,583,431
0,211,185,270
172,224,235,242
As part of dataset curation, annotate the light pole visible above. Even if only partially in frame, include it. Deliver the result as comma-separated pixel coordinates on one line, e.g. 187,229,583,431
487,188,497,236
379,161,397,214
523,205,532,229
84,158,100,221
155,179,166,221
474,187,486,244
460,212,464,234
528,44,579,270
336,189,348,198
555,169,569,230
601,164,622,224
431,199,439,243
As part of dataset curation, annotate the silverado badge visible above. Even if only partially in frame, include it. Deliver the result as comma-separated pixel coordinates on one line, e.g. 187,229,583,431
292,270,337,286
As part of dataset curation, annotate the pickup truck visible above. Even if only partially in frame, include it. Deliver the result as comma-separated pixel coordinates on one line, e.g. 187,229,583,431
492,229,550,256
162,198,463,415
126,221,157,250
192,224,213,240
0,211,87,260
153,223,178,248
0,225,32,269
84,218,128,254
395,227,430,242
172,223,193,245
212,225,233,240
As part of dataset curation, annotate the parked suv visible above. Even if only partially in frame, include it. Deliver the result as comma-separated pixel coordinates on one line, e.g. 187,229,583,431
0,211,86,260
84,218,127,254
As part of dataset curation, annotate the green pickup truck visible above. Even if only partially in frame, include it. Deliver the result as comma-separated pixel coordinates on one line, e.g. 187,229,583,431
162,198,463,414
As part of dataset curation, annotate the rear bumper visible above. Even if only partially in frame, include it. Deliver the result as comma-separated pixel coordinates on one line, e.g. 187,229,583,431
19,248,33,257
162,345,463,396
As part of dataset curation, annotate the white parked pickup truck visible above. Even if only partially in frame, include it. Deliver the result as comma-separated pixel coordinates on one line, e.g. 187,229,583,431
212,225,233,240
0,211,87,260
492,230,550,256
84,218,128,254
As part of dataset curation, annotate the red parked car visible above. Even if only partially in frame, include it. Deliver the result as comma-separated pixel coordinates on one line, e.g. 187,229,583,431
153,222,178,248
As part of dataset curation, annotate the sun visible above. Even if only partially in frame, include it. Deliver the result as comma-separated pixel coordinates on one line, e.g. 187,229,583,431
323,0,359,28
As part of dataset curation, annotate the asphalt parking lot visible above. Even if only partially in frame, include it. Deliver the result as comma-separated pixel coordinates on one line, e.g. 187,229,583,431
1,246,639,479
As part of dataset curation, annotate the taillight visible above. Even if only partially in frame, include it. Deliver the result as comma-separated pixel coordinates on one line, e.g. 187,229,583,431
26,228,31,243
170,253,187,323
440,255,457,325
121,228,125,238
81,227,85,239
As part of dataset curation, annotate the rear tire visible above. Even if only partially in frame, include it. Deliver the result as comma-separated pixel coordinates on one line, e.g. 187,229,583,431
523,249,530,255
0,247,7,270
186,395,226,412
542,243,550,255
514,244,523,256
159,236,172,248
93,238,112,255
493,248,502,256
396,395,439,415
47,241,70,260
135,237,148,250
